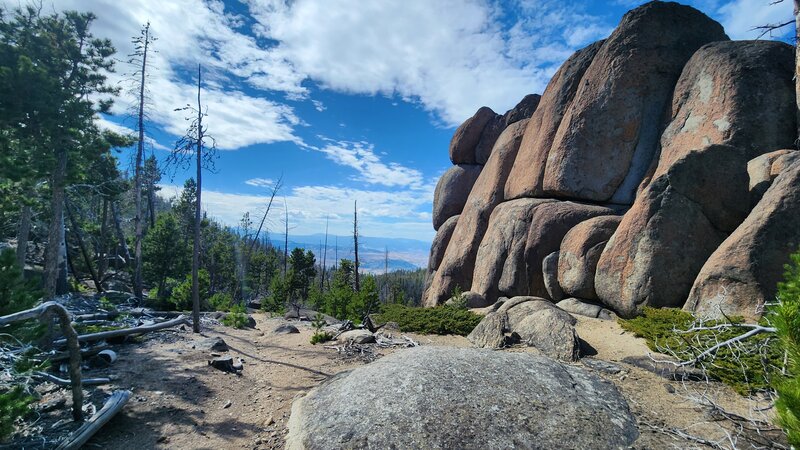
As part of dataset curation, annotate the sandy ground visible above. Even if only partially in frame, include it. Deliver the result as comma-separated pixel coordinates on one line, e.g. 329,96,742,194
26,313,785,449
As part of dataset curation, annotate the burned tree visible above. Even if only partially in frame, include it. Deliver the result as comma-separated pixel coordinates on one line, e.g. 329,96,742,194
167,65,217,333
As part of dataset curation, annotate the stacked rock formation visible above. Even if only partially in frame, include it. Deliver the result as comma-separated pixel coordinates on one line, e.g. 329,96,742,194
423,1,799,322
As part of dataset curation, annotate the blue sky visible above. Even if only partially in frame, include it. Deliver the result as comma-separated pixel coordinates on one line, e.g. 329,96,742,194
13,0,794,242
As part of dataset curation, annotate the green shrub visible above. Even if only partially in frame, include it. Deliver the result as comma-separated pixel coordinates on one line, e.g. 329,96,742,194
0,386,33,440
774,250,800,446
209,292,233,312
310,331,333,345
221,304,249,329
169,270,210,311
375,303,482,336
0,248,41,316
619,307,782,394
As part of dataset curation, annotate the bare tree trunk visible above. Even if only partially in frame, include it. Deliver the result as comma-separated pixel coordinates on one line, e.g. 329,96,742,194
98,199,109,281
321,215,328,291
110,201,131,267
147,185,156,228
65,199,102,292
132,24,151,304
353,200,360,293
192,64,203,334
283,198,288,276
16,201,32,270
45,148,68,297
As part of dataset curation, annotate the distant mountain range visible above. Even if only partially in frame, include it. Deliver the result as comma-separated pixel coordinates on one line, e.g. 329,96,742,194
267,233,431,272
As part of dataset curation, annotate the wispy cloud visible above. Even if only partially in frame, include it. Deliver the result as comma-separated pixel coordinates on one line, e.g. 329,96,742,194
157,182,436,241
314,139,425,188
244,177,275,187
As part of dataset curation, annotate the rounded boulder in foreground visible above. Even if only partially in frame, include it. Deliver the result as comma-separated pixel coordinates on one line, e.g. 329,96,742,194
286,347,639,450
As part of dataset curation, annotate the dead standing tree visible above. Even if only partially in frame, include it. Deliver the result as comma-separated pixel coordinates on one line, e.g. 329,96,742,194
128,22,156,304
353,200,360,293
167,64,216,333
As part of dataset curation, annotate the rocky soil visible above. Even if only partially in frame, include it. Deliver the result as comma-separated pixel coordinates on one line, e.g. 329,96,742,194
16,312,779,449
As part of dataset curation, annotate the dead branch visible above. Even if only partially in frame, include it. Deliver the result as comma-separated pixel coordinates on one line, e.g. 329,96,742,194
53,315,188,346
33,371,110,386
641,419,728,450
55,390,131,450
0,301,83,421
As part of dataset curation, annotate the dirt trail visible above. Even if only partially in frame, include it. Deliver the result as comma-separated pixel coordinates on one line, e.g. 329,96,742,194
74,314,782,449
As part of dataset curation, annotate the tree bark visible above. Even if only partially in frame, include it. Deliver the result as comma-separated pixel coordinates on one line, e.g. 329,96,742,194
65,199,102,292
353,200,360,293
45,147,68,297
98,199,109,281
110,201,131,267
132,23,150,304
192,64,203,333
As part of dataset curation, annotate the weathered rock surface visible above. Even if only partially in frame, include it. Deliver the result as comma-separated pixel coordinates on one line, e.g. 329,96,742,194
449,106,496,164
748,150,800,204
273,324,300,335
558,216,622,300
505,40,605,200
543,2,728,204
424,119,530,306
469,296,579,361
596,144,750,317
685,160,800,321
337,329,375,344
432,165,482,230
525,202,617,297
287,347,638,450
542,251,563,301
470,198,556,304
657,41,795,174
475,114,505,165
503,93,541,127
557,298,614,320
428,215,459,272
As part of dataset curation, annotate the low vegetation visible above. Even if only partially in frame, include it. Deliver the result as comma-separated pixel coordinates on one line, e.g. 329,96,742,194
774,250,800,447
375,303,481,336
221,305,249,329
619,307,783,394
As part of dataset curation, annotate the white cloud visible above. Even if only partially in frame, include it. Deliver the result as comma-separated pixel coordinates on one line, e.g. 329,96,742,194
311,100,326,112
157,182,436,241
20,0,306,150
715,0,794,40
245,0,599,126
245,177,275,187
314,139,425,188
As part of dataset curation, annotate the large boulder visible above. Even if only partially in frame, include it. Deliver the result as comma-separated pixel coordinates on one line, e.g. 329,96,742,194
685,160,800,321
542,2,728,204
542,251,564,302
470,198,556,304
469,296,579,361
595,144,750,318
428,215,458,273
432,165,482,230
524,202,617,298
557,298,614,320
504,40,605,200
503,93,541,127
449,106,497,164
748,150,800,205
424,119,530,306
286,347,639,450
558,215,622,300
656,41,795,175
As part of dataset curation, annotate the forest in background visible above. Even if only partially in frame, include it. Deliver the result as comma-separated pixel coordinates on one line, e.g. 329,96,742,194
0,6,428,324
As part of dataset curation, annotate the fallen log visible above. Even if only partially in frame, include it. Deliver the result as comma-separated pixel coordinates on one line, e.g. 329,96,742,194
0,301,83,421
33,371,110,386
54,315,188,346
42,344,111,363
55,390,131,450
